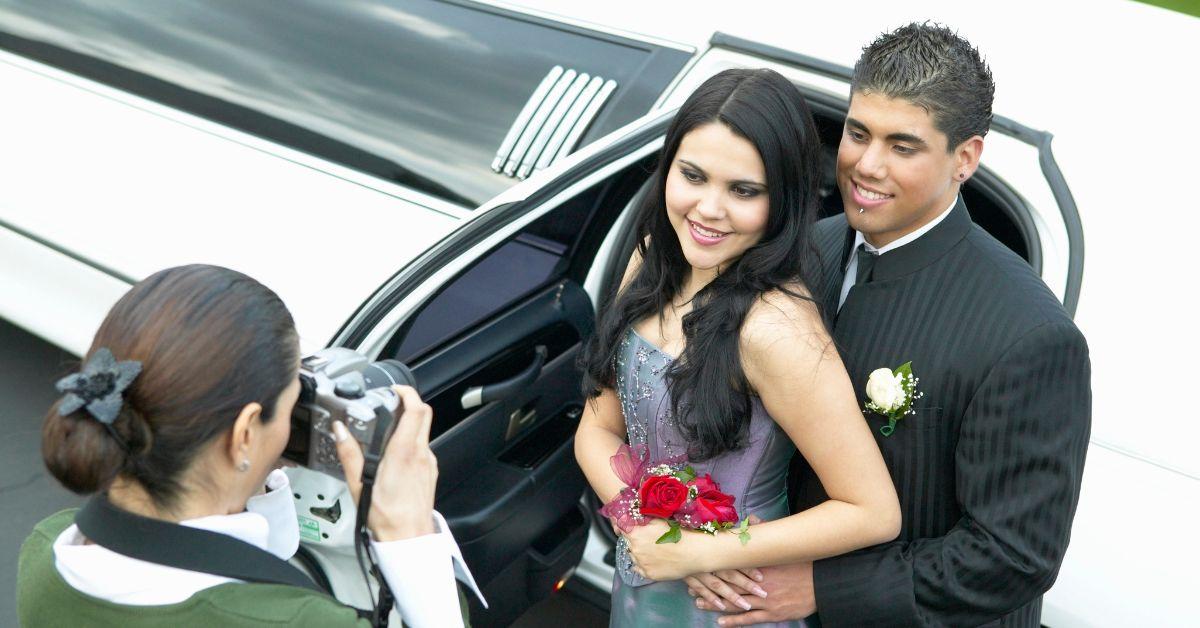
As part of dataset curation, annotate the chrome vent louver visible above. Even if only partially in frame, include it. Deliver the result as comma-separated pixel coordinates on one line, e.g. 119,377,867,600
492,66,618,180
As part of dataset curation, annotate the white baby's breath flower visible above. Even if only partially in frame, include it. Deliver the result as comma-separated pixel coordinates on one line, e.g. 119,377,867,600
649,464,673,476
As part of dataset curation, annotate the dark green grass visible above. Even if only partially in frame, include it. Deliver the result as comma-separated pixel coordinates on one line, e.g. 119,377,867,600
1135,0,1200,18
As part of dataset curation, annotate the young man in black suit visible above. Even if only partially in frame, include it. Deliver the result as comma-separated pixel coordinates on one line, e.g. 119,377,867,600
691,23,1091,627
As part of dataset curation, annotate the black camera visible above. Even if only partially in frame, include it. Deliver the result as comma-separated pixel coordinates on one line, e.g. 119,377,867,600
282,348,415,479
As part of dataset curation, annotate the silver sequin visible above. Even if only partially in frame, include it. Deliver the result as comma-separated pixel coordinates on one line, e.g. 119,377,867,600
615,329,675,585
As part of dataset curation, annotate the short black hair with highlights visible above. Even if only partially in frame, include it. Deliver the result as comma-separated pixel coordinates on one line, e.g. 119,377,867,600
852,22,995,151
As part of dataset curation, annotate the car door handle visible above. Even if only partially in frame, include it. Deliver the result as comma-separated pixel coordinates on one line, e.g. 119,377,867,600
461,345,548,410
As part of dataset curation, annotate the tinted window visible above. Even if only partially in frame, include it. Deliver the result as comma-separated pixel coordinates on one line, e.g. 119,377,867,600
386,157,651,363
0,0,689,206
392,233,564,360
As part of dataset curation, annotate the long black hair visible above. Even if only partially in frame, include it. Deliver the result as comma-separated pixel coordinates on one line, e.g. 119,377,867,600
580,68,824,461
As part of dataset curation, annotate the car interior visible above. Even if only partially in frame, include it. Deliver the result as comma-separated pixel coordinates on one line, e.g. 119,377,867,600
352,99,1036,625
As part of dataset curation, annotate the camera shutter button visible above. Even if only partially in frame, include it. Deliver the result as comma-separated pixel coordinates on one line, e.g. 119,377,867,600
334,380,365,399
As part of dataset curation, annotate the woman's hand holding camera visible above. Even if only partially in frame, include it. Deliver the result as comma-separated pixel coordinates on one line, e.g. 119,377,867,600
333,385,438,541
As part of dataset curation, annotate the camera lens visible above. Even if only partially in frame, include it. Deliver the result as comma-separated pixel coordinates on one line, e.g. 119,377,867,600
362,360,416,390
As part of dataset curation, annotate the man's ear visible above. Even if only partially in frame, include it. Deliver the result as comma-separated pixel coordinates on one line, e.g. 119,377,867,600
956,135,985,180
227,402,263,465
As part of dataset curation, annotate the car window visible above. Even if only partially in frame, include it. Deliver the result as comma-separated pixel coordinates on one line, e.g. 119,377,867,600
385,158,651,363
391,233,564,361
0,0,688,207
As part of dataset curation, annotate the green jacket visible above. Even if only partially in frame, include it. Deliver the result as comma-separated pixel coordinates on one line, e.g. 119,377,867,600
18,509,468,627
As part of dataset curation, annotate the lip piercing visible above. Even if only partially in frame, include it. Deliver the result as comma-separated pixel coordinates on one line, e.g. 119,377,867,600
859,207,865,214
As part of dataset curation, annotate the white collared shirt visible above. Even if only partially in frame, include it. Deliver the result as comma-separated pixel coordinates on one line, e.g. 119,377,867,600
53,469,484,627
837,198,958,310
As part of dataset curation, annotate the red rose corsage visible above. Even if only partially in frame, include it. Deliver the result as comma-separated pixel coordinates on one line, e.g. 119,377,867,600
599,444,752,544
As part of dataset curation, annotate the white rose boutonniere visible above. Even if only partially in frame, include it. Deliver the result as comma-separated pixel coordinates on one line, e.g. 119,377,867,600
863,361,923,436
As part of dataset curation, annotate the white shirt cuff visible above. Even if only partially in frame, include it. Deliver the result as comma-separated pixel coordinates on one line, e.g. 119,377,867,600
370,510,487,628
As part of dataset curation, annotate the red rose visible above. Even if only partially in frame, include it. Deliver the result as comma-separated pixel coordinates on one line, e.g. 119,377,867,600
638,475,688,518
686,475,739,525
690,490,739,525
689,473,720,495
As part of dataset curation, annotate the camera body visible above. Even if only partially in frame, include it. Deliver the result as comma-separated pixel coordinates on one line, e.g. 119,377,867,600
283,348,415,479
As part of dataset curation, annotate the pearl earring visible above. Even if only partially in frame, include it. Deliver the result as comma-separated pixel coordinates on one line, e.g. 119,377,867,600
237,459,250,472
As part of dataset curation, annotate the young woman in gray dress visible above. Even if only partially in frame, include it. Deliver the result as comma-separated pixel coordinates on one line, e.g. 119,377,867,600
575,69,901,627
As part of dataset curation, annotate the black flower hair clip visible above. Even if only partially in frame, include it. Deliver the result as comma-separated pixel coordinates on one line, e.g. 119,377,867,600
56,348,142,429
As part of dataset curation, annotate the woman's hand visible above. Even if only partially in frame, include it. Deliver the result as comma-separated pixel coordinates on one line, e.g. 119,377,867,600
624,519,712,582
682,514,766,610
333,385,438,541
693,562,817,624
684,569,767,612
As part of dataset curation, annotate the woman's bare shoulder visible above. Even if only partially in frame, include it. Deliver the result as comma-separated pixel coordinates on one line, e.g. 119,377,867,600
740,284,833,372
742,284,824,339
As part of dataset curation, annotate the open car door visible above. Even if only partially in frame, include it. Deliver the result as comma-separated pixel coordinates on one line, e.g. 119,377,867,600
292,111,671,625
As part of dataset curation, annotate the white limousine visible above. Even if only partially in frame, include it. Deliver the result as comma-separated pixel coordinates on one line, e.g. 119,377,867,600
1,1,1193,625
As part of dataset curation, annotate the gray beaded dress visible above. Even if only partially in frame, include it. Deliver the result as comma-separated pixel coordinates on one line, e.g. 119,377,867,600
609,328,805,628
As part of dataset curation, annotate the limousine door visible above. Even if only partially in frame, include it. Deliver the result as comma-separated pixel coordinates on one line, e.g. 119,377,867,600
317,111,672,625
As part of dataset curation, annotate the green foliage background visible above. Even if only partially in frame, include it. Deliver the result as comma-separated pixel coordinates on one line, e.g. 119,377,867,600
1136,0,1200,18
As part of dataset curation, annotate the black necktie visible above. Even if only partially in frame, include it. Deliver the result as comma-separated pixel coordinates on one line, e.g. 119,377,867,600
855,246,878,285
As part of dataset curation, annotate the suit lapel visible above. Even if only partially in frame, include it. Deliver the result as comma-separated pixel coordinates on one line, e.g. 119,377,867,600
870,198,972,282
828,198,973,328
824,197,974,383
818,221,853,328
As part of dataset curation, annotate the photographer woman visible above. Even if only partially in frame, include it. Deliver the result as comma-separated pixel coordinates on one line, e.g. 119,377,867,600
16,264,476,626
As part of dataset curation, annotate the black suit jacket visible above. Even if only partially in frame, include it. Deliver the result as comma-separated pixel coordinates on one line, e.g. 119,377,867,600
792,199,1091,627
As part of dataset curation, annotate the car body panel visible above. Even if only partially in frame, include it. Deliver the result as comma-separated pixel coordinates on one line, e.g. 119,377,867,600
0,0,692,207
1039,444,1193,628
0,50,459,355
0,224,131,355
